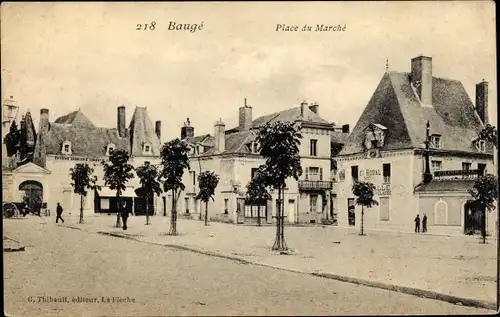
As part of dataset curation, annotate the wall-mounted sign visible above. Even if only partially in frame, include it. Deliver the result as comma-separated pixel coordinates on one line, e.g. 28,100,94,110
376,183,391,196
54,155,103,163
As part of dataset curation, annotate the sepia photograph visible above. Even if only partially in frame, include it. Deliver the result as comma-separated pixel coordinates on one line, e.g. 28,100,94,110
2,1,498,316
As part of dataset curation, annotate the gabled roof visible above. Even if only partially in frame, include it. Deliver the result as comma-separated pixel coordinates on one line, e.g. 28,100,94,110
128,107,162,156
339,72,489,155
45,123,128,157
54,110,95,127
13,161,51,174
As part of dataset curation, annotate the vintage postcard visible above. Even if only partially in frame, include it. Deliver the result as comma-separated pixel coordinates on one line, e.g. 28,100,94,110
2,1,498,316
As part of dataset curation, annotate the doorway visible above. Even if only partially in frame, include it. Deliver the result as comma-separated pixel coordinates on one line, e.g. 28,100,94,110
288,199,296,224
19,180,43,215
348,198,355,226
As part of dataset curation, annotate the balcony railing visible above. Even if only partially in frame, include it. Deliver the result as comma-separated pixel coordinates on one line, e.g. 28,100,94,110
434,169,484,179
299,180,333,191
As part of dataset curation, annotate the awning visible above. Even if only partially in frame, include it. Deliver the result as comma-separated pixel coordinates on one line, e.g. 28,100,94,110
97,187,137,198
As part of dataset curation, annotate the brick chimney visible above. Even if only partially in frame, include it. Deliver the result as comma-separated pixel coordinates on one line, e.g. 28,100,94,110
238,98,252,131
33,108,49,167
410,56,433,105
309,102,319,115
181,118,194,139
214,118,225,153
300,100,308,117
117,105,126,137
475,80,489,124
155,120,161,141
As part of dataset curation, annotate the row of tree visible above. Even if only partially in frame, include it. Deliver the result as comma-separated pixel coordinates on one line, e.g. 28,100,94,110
69,139,219,235
69,120,303,250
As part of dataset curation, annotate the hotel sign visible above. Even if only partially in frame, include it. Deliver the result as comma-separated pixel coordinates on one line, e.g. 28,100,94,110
54,155,104,163
360,169,381,182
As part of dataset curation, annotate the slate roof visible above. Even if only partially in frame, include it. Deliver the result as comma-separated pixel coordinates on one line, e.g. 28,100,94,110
45,106,159,157
339,72,490,155
128,107,162,156
54,110,95,127
331,131,350,144
45,123,129,157
414,179,476,193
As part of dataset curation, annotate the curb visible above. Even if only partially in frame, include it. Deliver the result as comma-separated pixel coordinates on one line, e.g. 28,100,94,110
94,231,496,311
3,247,26,252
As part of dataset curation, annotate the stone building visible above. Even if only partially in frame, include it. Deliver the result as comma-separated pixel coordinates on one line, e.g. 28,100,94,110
164,99,348,225
335,55,495,235
5,105,163,216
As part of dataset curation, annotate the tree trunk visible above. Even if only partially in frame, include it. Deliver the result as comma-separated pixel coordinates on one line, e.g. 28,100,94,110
146,192,151,225
257,205,261,226
79,194,84,224
204,201,209,226
360,206,365,235
272,186,287,251
116,195,121,228
168,189,177,235
280,190,286,246
481,207,487,244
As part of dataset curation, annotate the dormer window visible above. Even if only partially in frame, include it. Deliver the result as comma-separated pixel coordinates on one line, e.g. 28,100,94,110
430,135,441,149
62,140,72,155
142,142,152,155
476,140,486,152
106,143,116,156
196,145,204,155
363,123,387,150
250,141,259,154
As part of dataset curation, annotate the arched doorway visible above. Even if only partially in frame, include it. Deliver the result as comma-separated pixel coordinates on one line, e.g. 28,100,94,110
434,200,448,225
19,180,43,215
134,188,154,216
464,200,483,235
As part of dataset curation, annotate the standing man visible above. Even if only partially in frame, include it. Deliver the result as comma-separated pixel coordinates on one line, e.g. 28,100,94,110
56,202,64,224
119,200,130,230
414,214,420,233
422,213,428,233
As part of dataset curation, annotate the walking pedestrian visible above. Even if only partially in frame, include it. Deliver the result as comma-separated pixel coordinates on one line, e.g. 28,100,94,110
414,214,420,233
56,202,65,224
422,213,428,233
119,201,130,230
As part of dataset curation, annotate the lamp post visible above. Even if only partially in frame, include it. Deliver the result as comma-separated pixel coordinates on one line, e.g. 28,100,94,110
423,121,433,184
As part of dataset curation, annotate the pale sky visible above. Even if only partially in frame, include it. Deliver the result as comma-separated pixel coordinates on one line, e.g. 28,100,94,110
1,1,497,140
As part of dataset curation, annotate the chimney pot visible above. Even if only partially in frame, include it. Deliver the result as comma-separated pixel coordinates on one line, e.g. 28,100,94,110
117,106,126,137
155,120,161,141
239,99,253,131
475,80,489,124
411,56,433,105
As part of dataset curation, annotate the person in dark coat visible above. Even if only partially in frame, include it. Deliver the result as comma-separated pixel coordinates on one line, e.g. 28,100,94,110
56,202,64,223
422,213,428,233
414,214,420,233
119,201,129,230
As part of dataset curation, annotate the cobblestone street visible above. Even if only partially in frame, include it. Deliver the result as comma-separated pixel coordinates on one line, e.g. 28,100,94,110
3,216,496,315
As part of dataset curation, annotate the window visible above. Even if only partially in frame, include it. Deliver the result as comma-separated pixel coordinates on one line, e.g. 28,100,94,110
462,162,472,171
382,163,391,183
310,139,318,156
478,163,486,175
251,168,258,180
196,145,204,155
431,160,442,172
106,143,115,156
477,140,486,152
309,195,318,213
184,197,189,214
191,171,196,186
351,165,359,182
62,140,72,155
142,142,152,155
305,167,322,181
224,199,229,214
430,135,441,149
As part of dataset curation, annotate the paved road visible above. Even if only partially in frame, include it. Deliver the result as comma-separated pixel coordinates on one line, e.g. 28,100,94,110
3,219,492,316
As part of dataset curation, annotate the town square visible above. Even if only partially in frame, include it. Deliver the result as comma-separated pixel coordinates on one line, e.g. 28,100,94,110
2,2,498,316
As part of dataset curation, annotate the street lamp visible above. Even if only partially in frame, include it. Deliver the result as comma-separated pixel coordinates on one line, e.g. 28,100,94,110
423,121,433,184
